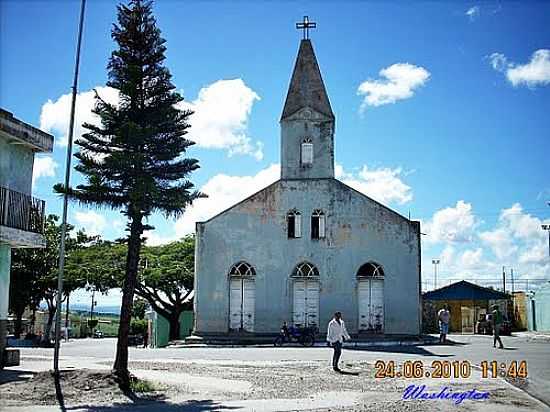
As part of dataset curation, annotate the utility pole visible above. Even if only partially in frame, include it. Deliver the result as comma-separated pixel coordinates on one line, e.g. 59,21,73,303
511,268,515,295
432,259,440,290
502,266,506,294
53,0,86,373
542,201,550,257
542,223,550,257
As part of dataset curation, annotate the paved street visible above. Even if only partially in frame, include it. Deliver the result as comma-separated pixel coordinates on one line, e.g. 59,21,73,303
1,333,549,411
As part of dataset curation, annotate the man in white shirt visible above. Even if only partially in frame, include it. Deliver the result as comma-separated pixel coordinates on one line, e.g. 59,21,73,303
437,305,450,344
326,312,351,372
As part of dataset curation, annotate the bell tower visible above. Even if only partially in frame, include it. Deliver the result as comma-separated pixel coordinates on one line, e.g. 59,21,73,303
280,18,335,180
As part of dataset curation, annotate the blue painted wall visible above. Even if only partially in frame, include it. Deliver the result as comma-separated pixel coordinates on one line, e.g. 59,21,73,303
194,178,421,335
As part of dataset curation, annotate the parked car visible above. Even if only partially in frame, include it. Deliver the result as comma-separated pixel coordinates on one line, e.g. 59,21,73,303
93,330,104,339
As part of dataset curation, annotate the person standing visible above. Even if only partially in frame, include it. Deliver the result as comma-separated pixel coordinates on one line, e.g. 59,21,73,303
326,312,351,372
437,305,450,343
491,305,504,349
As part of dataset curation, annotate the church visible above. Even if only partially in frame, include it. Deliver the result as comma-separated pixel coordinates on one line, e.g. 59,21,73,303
193,24,422,337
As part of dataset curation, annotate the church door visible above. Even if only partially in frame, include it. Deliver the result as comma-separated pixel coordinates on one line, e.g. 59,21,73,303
228,262,256,332
292,279,320,328
291,262,320,328
357,262,385,333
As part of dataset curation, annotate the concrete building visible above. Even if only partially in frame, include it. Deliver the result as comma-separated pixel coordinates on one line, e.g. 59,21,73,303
0,108,53,367
422,281,510,334
193,38,422,337
526,282,550,332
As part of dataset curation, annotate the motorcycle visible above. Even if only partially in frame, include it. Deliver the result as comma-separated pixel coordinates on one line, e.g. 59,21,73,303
274,324,316,347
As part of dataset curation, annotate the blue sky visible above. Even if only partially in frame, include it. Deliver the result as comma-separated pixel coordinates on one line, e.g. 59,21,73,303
1,1,549,306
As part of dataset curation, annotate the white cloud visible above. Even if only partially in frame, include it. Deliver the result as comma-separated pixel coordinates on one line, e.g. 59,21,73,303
489,49,550,87
459,248,484,269
336,164,413,205
357,63,430,111
423,200,478,244
40,86,119,147
172,164,280,237
479,227,517,259
32,156,58,184
73,210,107,237
40,79,263,159
465,6,480,21
178,79,263,160
481,203,547,263
489,52,507,72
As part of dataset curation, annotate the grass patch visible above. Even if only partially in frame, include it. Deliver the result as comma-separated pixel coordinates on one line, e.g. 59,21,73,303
129,378,157,393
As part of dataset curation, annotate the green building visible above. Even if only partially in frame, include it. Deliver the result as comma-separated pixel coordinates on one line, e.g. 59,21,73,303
146,310,193,348
526,282,550,332
0,108,53,368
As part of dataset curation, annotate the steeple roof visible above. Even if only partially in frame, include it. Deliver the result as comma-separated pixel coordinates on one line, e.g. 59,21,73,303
281,39,334,120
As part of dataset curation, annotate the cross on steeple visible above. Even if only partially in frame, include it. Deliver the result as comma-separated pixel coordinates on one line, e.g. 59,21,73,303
296,16,316,40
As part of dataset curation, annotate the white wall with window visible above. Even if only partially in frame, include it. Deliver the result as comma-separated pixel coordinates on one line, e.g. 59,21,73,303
287,209,302,238
301,138,313,166
311,209,325,239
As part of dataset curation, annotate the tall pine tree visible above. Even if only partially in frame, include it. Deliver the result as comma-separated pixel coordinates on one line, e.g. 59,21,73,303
55,0,201,382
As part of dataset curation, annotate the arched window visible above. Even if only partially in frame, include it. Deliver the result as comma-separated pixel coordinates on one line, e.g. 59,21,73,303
301,137,313,166
357,262,384,278
292,262,320,278
311,209,326,239
229,261,256,277
287,209,302,238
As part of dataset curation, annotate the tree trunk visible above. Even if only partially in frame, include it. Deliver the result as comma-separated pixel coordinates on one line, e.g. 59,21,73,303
113,214,143,386
168,310,182,341
13,310,24,339
43,303,56,346
65,292,70,341
30,307,36,333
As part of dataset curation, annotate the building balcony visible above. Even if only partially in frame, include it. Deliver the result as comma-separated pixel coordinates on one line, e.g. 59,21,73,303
0,186,46,248
0,108,54,153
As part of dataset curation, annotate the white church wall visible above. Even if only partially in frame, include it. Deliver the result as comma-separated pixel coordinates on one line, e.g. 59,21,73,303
194,178,421,336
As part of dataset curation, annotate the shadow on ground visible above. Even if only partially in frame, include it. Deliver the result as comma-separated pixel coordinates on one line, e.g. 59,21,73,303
346,345,454,357
0,369,36,385
65,400,240,411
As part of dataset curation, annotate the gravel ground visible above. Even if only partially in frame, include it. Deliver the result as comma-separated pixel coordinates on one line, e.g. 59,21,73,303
1,357,546,411
122,359,546,411
0,370,164,408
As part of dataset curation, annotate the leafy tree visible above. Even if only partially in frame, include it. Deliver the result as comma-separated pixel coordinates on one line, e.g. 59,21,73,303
132,297,148,319
137,236,194,340
67,236,195,341
9,215,91,342
9,253,42,338
54,0,201,382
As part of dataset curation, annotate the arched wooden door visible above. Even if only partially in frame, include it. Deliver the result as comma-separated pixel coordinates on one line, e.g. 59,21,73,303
291,262,320,328
228,262,256,332
357,262,384,333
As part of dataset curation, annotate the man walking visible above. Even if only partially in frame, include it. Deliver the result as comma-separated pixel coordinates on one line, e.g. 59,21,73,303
491,305,504,349
326,312,351,372
437,305,450,344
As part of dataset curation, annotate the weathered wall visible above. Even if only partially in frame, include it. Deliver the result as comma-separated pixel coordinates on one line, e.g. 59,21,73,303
194,178,421,335
0,135,34,194
280,108,334,179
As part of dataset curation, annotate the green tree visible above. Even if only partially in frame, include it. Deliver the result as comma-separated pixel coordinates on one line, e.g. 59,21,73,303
9,252,42,338
10,215,91,343
68,236,195,341
54,0,201,382
131,297,148,319
137,236,194,340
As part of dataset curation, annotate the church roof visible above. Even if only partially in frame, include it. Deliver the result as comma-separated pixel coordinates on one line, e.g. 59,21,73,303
281,39,334,120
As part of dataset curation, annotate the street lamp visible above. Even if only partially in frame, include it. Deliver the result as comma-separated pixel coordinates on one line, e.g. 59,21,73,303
432,259,440,290
542,224,550,257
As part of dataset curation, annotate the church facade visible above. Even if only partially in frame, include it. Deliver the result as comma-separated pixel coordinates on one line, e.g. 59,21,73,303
193,38,422,336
